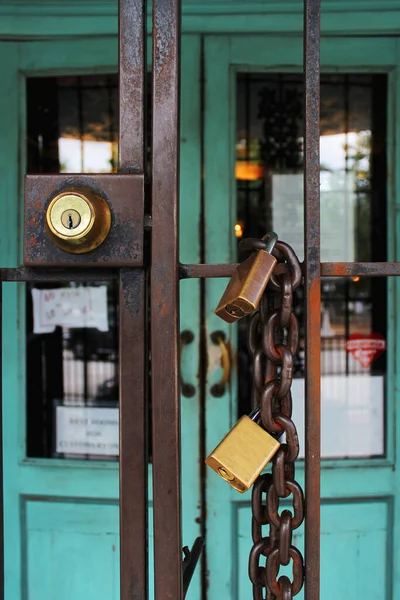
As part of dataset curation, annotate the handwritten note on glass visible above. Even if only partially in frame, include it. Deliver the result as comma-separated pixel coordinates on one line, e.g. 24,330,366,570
32,286,109,334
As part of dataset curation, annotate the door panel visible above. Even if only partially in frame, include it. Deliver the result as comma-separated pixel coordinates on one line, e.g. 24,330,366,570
0,35,201,600
204,34,400,600
236,501,390,600
25,500,120,600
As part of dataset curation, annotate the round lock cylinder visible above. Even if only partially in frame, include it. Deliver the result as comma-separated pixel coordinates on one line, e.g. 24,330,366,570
45,189,111,254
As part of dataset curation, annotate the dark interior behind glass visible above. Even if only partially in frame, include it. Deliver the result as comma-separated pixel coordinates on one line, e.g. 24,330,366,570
236,74,387,458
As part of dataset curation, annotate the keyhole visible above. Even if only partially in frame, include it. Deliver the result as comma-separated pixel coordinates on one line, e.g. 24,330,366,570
61,209,81,230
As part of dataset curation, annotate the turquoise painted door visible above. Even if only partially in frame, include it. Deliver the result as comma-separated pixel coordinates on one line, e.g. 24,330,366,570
0,36,202,599
204,35,400,598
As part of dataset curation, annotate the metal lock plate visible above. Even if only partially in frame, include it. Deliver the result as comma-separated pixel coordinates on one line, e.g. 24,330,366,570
205,415,280,493
24,174,144,267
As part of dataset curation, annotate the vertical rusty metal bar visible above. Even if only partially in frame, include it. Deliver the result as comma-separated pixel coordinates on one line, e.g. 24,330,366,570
119,0,146,172
119,269,148,600
304,1,321,599
151,0,182,598
118,0,148,596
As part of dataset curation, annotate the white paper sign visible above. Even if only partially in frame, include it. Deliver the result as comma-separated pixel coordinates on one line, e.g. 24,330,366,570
32,286,109,334
272,171,356,262
56,406,119,456
291,374,384,459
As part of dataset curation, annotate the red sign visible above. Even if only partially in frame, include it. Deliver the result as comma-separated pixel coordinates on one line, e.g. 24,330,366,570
346,333,386,368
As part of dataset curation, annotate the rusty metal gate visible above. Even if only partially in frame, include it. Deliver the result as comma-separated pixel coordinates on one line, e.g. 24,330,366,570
2,0,399,598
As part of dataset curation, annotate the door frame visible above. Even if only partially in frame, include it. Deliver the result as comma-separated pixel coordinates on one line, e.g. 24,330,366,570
204,33,400,599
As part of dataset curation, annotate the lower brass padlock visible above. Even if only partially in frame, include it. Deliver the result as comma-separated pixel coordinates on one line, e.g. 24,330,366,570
205,408,280,493
215,232,278,323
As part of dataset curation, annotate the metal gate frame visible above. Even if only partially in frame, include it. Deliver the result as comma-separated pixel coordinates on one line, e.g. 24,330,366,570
1,0,399,598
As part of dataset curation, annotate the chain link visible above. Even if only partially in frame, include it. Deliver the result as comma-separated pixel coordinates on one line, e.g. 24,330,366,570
244,237,305,600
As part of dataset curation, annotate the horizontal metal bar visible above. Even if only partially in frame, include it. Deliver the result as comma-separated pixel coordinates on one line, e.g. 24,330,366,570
0,268,117,282
4,261,398,284
180,263,235,279
180,262,400,279
320,262,399,277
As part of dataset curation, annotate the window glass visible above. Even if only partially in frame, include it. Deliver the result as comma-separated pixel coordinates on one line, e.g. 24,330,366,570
236,74,387,459
26,75,119,460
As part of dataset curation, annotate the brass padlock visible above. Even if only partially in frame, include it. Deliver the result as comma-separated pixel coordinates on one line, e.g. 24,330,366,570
215,232,278,323
45,188,111,254
205,408,280,493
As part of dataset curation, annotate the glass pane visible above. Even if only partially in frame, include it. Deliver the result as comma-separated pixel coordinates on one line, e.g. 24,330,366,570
27,75,118,175
236,73,387,459
26,75,119,460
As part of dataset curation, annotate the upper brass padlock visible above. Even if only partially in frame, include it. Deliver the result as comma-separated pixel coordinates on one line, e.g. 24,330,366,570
45,189,111,254
215,232,278,323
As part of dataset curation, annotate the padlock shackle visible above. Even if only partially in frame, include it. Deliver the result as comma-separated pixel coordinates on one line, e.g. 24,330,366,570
261,231,278,254
238,231,278,256
249,405,284,443
249,406,261,422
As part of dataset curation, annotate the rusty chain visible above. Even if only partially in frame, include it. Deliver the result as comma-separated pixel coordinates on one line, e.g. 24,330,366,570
243,237,305,600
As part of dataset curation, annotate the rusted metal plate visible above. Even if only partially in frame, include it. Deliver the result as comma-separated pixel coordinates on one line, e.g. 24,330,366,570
304,0,321,599
24,174,144,267
150,0,182,598
119,269,148,600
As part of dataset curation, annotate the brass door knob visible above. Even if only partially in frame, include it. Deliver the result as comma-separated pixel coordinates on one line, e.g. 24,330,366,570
45,189,111,254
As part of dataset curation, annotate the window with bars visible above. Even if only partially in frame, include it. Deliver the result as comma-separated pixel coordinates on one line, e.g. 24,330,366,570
26,75,120,459
236,73,387,458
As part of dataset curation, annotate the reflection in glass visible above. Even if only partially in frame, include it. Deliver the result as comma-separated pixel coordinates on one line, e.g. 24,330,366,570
27,75,118,175
236,74,387,459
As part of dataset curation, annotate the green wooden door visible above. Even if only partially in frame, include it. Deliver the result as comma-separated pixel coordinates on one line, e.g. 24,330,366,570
204,34,400,599
0,35,202,600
